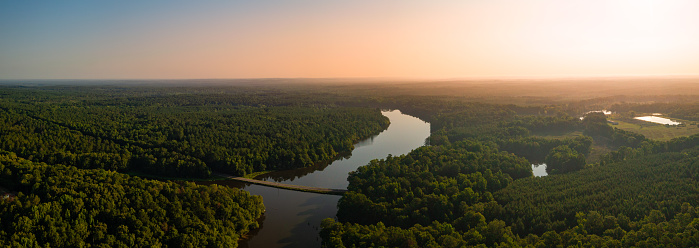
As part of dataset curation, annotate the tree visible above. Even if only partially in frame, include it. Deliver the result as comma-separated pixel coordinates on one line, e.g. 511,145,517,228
582,112,613,137
545,145,585,174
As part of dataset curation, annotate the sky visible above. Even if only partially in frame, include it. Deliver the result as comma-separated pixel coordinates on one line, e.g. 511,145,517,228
1,0,699,79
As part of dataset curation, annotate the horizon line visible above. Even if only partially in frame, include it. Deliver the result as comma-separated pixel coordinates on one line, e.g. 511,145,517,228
2,74,699,82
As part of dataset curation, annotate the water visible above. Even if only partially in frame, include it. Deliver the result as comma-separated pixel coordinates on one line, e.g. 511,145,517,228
202,110,430,248
585,110,612,115
634,116,682,125
532,163,548,177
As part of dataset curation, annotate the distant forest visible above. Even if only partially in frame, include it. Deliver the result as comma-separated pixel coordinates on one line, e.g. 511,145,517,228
0,81,698,247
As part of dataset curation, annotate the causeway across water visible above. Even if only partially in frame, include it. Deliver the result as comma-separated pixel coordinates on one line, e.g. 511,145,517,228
215,173,348,195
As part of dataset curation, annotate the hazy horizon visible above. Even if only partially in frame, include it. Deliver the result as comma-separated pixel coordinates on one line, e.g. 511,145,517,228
2,1,699,80
3,74,699,82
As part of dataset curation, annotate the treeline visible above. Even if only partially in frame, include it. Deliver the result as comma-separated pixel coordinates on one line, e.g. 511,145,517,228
497,136,592,163
322,203,699,247
322,139,699,247
597,133,699,166
609,102,699,121
0,151,264,247
0,86,389,177
497,145,699,235
337,141,531,228
322,97,699,247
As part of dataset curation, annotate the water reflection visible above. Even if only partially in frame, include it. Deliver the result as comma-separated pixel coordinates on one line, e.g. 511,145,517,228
354,134,378,148
634,116,682,125
256,110,430,190
204,110,430,248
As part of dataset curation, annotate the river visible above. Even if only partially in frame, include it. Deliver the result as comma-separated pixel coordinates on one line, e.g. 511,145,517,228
202,110,430,248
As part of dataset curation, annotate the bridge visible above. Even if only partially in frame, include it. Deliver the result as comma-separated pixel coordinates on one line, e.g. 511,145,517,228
215,173,347,195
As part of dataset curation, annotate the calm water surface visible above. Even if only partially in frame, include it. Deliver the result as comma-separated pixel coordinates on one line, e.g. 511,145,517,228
203,110,430,248
532,163,548,177
634,116,682,125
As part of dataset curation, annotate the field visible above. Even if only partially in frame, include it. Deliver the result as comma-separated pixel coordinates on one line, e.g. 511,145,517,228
535,131,610,163
610,118,699,141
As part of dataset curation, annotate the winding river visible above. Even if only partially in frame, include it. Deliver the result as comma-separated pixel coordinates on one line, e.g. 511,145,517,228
202,110,430,248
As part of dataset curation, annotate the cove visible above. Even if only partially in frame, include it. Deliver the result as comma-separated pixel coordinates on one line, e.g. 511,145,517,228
202,110,430,248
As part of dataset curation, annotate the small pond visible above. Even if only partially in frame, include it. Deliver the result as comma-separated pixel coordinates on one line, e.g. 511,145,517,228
532,163,548,177
633,116,682,125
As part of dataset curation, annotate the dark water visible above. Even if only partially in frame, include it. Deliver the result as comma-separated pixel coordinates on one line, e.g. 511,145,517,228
202,110,430,248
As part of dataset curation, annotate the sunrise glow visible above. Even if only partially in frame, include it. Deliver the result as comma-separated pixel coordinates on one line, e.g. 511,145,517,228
1,0,698,79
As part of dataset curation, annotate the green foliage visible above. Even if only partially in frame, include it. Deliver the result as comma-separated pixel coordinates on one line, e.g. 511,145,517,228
0,152,264,247
610,102,699,121
1,85,698,247
320,218,518,248
325,98,699,248
0,86,389,177
498,146,699,235
545,145,586,174
325,144,699,247
509,114,582,134
337,140,530,228
583,112,614,137
497,136,592,163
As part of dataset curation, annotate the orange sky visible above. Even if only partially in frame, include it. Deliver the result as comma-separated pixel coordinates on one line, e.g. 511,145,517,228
1,0,698,79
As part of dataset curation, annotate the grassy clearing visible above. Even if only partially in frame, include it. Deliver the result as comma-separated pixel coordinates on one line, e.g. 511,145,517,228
534,131,609,162
610,118,699,141
585,141,612,163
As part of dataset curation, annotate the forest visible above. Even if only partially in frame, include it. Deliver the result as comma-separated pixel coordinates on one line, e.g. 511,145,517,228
0,81,697,247
318,82,699,247
0,152,264,247
0,86,390,178
0,85,390,247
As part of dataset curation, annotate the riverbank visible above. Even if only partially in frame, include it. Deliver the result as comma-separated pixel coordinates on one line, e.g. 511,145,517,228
216,173,347,195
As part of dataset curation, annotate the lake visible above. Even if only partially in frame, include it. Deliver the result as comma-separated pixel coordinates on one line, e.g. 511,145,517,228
634,116,682,125
201,110,430,248
532,163,548,177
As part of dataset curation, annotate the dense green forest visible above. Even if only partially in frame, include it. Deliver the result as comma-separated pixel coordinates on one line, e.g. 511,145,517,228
323,145,699,247
0,86,389,178
0,83,697,247
0,85,391,247
322,92,699,247
0,151,264,247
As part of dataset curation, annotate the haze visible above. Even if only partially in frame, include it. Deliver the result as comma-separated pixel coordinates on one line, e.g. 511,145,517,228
2,0,699,79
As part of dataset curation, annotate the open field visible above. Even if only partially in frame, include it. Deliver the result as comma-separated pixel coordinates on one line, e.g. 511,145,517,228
610,118,699,141
587,143,613,163
535,131,611,163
